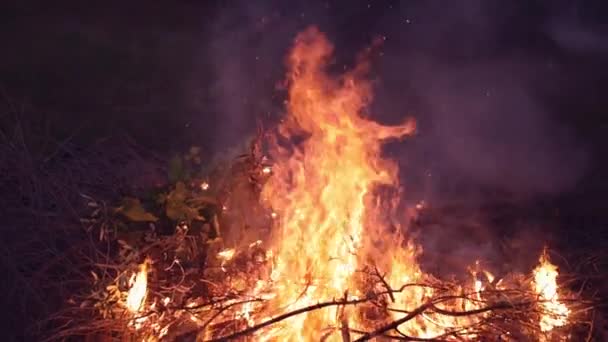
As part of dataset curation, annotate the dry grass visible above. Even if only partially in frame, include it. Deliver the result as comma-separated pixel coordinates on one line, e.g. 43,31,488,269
0,94,166,340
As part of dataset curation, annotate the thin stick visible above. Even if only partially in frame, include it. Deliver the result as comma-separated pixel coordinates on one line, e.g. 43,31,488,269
204,297,371,341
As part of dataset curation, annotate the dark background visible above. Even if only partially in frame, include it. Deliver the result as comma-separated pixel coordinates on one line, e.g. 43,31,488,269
2,0,607,194
1,0,608,339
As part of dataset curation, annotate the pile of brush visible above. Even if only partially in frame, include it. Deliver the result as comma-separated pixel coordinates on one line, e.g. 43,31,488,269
9,128,592,341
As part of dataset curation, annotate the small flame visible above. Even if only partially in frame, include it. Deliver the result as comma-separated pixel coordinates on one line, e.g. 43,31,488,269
249,240,263,248
484,270,495,284
200,182,210,191
262,166,272,174
533,249,570,332
217,248,236,261
126,259,149,313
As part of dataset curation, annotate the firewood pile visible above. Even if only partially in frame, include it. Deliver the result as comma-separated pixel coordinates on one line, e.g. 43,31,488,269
43,144,594,342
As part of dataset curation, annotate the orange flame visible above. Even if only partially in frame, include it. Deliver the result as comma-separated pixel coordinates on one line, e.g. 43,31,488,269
126,259,149,313
262,26,415,340
533,249,570,332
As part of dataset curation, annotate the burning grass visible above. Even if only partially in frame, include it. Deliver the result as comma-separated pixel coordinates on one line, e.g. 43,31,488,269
44,27,597,341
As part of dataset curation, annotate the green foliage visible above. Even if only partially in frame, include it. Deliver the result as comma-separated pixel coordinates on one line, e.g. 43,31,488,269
163,181,203,222
117,145,224,236
110,137,267,251
116,197,158,222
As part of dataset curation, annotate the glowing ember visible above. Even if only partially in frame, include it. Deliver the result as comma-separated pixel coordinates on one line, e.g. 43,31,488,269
533,249,570,332
126,259,149,313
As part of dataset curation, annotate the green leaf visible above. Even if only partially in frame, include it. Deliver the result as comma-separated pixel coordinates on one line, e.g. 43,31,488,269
116,197,158,222
168,155,185,182
165,182,202,222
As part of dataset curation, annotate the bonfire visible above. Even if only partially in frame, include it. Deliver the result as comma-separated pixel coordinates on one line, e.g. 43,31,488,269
49,27,592,341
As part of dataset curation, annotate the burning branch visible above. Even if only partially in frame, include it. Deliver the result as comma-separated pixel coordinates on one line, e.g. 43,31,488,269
204,297,373,341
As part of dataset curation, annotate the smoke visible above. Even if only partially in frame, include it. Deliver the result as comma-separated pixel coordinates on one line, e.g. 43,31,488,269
197,1,595,274
383,54,587,196
367,1,590,200
200,0,590,196
365,0,592,274
196,2,308,154
545,2,608,55
197,1,396,154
